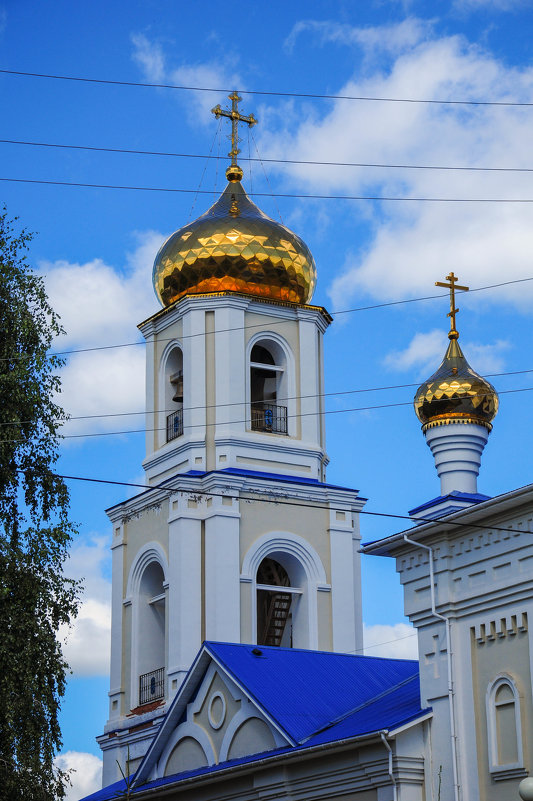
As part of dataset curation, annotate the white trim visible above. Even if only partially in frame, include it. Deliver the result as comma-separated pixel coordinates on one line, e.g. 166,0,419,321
241,531,327,649
219,702,285,763
246,331,296,437
127,543,169,709
157,339,184,450
207,691,227,730
486,673,524,774
156,719,215,779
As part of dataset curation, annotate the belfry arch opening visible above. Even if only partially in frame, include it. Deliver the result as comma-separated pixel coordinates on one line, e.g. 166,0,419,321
165,346,183,442
137,561,166,705
250,341,287,435
256,557,299,648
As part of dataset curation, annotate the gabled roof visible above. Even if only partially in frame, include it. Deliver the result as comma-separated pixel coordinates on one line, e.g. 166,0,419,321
205,641,421,743
81,642,428,801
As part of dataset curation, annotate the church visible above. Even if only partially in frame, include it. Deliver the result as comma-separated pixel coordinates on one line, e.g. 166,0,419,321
81,95,533,801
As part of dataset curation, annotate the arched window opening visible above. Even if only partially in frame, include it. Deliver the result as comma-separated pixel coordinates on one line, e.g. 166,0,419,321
250,342,287,435
165,347,183,442
487,676,523,773
138,561,166,705
256,558,299,647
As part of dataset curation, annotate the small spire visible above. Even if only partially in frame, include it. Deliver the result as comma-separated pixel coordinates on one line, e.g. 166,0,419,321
211,92,258,183
435,271,469,340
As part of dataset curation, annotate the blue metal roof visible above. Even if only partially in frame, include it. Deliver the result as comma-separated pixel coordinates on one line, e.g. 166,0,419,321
206,642,420,743
81,643,426,801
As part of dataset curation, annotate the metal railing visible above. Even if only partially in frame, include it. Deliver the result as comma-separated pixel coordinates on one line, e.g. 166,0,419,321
251,402,288,435
139,667,165,705
166,409,183,441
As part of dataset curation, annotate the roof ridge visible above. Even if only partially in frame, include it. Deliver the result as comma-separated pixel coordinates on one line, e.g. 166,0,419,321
301,672,419,743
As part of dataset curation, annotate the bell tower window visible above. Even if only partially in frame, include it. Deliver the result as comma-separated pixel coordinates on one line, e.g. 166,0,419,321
137,561,166,706
256,558,299,647
250,343,287,435
165,347,184,442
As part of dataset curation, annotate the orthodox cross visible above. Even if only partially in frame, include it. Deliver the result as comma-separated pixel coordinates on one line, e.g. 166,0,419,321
435,271,469,340
211,92,258,168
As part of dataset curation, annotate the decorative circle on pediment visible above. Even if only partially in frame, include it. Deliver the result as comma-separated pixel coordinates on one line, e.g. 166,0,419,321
208,691,227,730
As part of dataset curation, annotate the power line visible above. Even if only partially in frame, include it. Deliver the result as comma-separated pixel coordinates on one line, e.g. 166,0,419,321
4,175,533,203
2,367,533,428
2,68,533,107
1,275,531,363
4,137,533,175
2,384,532,443
56,472,526,535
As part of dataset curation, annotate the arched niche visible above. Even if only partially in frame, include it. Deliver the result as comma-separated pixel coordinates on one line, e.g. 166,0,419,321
226,718,277,761
242,532,327,650
160,342,184,445
126,543,168,708
247,333,294,436
164,736,208,777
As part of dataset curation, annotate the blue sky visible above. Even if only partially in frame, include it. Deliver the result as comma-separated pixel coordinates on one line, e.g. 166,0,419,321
3,1,533,796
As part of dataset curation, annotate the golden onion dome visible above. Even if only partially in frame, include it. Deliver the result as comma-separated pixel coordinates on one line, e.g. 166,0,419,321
414,337,499,431
152,177,317,307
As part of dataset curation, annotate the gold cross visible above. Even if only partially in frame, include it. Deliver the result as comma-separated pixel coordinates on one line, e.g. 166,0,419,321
211,92,257,170
435,272,469,340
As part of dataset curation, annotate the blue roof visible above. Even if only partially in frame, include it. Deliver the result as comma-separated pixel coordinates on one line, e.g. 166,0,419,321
82,643,426,801
206,642,421,743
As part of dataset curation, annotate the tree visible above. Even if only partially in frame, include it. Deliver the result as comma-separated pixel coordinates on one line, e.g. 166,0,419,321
0,206,79,800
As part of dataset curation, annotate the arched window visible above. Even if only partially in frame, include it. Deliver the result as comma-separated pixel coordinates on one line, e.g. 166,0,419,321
256,558,294,647
487,676,524,775
250,341,287,435
165,346,183,442
137,561,166,705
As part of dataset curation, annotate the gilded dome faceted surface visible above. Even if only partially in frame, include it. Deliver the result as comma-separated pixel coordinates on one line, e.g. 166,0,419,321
153,179,316,306
414,338,498,430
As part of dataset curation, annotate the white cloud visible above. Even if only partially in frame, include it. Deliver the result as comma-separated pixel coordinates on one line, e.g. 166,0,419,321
384,330,510,375
258,26,533,311
55,751,102,801
285,18,431,55
60,536,111,677
130,33,243,125
363,622,418,659
39,230,164,436
131,32,166,82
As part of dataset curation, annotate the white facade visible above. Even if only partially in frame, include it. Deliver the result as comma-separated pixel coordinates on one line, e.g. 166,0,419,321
365,484,533,801
98,291,366,786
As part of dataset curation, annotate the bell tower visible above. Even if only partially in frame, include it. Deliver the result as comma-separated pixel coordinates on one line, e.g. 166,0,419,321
98,95,365,785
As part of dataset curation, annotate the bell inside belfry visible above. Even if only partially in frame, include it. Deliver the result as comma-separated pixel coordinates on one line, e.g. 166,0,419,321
170,371,183,403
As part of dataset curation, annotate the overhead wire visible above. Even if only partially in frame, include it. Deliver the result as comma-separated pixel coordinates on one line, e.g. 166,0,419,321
2,366,533,428
2,275,532,362
56,472,528,535
2,68,533,107
3,138,533,174
3,175,533,203
1,384,532,443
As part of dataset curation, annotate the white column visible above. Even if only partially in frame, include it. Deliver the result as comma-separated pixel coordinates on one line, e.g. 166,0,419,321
183,307,207,443
144,330,156,459
204,497,241,642
329,507,357,653
424,422,490,496
167,506,203,693
298,317,321,449
214,305,246,438
108,522,126,720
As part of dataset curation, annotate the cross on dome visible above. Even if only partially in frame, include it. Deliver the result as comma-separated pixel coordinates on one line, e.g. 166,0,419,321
435,271,469,340
211,91,258,182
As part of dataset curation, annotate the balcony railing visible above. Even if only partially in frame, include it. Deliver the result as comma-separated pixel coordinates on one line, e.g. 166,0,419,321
139,667,165,706
166,409,183,442
251,402,288,435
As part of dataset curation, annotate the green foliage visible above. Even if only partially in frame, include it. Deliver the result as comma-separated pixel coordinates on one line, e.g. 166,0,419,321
0,207,79,801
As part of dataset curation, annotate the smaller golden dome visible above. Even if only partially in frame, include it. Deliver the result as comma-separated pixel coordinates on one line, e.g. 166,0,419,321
414,337,499,430
153,178,316,307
